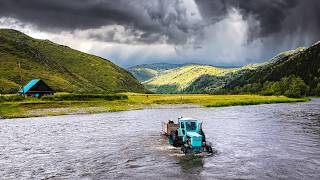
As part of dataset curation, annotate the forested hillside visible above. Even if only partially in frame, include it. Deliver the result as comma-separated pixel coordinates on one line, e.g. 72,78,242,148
225,43,320,96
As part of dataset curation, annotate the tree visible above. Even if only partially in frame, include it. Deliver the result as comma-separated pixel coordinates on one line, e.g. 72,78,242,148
315,83,320,96
261,75,309,98
283,76,309,98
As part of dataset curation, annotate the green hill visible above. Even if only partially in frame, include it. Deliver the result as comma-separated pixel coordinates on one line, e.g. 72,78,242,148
225,43,320,95
0,29,146,94
127,63,184,82
144,65,238,93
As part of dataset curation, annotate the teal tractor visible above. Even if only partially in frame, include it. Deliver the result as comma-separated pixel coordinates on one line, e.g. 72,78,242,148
164,117,213,155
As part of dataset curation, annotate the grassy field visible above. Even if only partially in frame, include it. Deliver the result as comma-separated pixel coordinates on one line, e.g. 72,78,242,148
0,93,308,119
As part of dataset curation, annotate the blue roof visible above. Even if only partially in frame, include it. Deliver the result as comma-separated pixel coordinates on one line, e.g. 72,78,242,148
19,79,40,93
179,117,199,121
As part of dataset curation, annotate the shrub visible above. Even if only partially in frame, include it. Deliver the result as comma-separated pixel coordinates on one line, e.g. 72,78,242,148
41,94,128,101
0,95,26,102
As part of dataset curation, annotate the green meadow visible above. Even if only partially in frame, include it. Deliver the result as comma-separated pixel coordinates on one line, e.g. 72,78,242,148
0,93,308,119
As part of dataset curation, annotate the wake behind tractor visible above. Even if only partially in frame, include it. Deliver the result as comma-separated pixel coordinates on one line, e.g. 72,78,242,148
162,117,213,155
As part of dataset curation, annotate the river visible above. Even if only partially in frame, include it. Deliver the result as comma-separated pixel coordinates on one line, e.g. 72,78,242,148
0,99,320,179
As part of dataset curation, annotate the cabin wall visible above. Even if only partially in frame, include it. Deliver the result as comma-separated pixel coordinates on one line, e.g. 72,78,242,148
28,81,54,92
25,92,54,97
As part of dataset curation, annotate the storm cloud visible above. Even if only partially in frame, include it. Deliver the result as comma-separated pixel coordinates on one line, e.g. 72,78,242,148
0,0,319,66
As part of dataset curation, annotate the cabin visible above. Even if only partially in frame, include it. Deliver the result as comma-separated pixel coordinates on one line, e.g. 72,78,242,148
19,79,54,97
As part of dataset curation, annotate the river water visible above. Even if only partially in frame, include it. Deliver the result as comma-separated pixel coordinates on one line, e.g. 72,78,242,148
0,99,320,179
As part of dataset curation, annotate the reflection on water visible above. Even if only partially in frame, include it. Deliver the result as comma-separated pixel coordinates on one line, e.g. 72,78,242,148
0,99,320,179
159,134,207,177
178,156,204,174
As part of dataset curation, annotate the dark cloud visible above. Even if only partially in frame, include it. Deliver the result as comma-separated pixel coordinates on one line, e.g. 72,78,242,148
194,0,229,22
195,0,320,41
1,0,320,45
0,0,320,66
232,0,298,38
237,0,320,56
0,0,197,44
0,0,134,29
193,0,320,62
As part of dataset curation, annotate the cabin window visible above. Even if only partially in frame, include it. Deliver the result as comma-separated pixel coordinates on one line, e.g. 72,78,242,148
181,122,184,128
186,121,196,131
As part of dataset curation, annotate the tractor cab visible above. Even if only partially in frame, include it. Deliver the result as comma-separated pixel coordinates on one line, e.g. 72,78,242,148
162,117,213,155
177,118,203,144
178,118,203,151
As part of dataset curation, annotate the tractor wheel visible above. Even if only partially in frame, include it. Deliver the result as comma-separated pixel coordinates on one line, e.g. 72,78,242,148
181,145,186,153
182,144,192,155
175,136,183,147
170,130,180,147
169,131,175,145
169,132,174,145
185,147,192,155
206,145,213,153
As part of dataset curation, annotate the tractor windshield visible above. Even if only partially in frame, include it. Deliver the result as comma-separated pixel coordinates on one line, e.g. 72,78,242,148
186,121,197,131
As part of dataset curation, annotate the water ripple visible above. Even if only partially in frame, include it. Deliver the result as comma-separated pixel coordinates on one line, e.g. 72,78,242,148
0,99,320,179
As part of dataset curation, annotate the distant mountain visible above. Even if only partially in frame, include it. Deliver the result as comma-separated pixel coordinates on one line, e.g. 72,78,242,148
225,43,320,95
128,63,184,71
127,63,185,82
127,67,160,82
143,64,238,93
0,29,146,94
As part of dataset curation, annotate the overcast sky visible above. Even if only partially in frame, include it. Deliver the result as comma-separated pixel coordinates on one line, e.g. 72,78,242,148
0,0,319,67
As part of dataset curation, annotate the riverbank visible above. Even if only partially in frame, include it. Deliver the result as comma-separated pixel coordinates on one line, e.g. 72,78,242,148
0,93,308,119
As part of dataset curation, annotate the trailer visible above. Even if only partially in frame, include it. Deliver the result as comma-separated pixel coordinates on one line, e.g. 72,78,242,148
162,120,179,136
